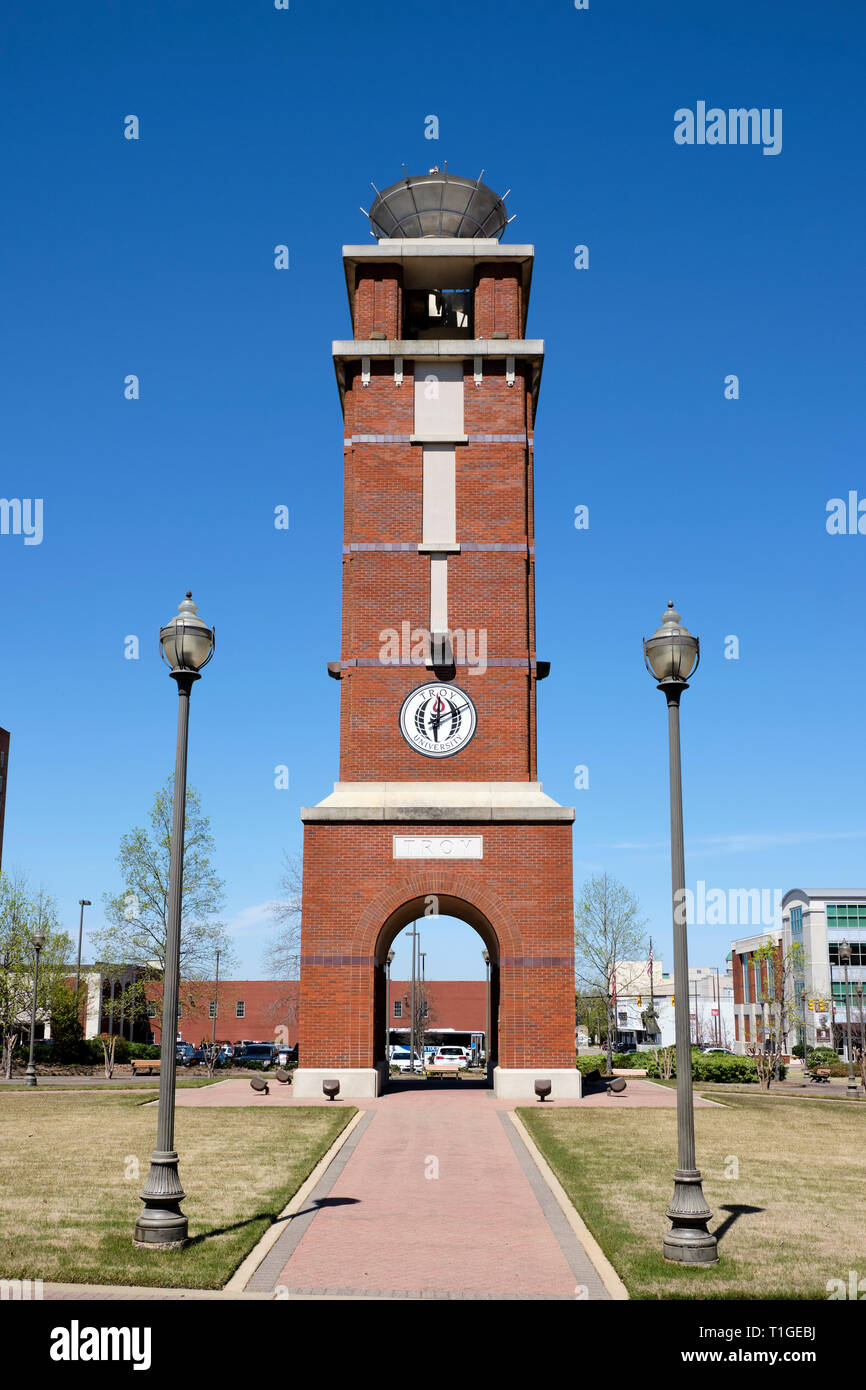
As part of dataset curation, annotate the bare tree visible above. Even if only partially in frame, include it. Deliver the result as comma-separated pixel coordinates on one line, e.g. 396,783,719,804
263,854,302,1048
574,874,648,1075
749,936,804,1088
263,854,302,980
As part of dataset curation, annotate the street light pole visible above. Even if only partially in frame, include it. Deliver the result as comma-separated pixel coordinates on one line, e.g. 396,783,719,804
644,602,717,1266
24,930,47,1088
386,949,394,1064
409,921,418,1075
210,948,221,1059
839,940,859,1098
419,950,426,1065
482,949,490,1073
74,899,91,1019
134,591,214,1249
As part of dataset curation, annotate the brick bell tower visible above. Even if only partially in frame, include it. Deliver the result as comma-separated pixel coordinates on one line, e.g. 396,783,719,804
294,169,579,1099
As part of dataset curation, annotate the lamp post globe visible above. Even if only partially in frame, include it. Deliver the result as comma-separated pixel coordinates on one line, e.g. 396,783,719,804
644,602,717,1266
134,591,214,1249
24,930,47,1088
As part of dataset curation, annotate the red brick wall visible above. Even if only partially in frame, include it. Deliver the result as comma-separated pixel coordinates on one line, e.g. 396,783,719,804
353,266,403,339
473,266,522,338
299,823,575,1071
148,980,299,1047
339,360,538,782
388,979,486,1032
732,951,744,1004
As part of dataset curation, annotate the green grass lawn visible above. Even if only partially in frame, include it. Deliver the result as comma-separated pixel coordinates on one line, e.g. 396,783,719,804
0,1090,354,1288
519,1092,865,1300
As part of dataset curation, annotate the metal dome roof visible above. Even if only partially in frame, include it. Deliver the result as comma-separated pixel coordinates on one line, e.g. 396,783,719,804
367,169,510,240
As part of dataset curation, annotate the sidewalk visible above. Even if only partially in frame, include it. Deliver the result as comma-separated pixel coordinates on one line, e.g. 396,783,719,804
242,1087,614,1299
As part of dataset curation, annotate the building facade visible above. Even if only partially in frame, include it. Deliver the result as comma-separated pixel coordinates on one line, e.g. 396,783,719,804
296,170,578,1099
732,891,866,1057
606,958,734,1050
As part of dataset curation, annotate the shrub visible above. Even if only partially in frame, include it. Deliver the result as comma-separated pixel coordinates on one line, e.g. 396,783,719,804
807,1048,840,1068
128,1043,161,1060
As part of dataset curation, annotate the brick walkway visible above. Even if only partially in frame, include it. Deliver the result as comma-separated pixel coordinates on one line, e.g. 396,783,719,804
239,1087,611,1299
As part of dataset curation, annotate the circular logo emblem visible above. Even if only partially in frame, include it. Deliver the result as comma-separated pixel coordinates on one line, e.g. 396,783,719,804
399,683,477,758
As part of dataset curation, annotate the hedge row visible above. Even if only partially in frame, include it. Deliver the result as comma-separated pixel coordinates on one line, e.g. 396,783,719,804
13,1039,161,1065
575,1051,787,1083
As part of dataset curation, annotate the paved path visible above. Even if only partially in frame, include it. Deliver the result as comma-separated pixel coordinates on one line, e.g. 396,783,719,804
239,1087,610,1299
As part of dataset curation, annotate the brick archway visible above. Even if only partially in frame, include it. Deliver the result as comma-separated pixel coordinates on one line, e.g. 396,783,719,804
353,874,521,964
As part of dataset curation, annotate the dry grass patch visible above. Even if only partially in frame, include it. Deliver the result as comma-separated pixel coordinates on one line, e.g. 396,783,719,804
0,1090,354,1288
520,1093,865,1300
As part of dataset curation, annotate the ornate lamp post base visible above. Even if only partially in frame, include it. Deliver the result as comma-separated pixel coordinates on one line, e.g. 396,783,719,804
133,1151,188,1249
664,1168,719,1265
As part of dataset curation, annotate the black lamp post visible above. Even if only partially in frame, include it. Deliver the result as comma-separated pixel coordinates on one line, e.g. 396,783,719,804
482,949,490,1070
74,899,91,1007
24,930,47,1088
134,592,214,1249
644,602,718,1265
386,949,394,1064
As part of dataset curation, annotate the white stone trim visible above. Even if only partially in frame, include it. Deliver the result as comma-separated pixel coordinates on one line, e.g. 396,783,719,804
493,1067,582,1099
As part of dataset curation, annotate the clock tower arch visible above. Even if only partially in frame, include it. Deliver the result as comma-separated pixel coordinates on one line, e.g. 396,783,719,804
294,170,579,1098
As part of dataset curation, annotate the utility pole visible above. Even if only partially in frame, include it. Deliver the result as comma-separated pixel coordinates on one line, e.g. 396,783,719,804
409,921,419,1075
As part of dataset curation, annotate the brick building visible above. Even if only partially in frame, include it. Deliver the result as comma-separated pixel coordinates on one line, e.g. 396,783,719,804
296,170,578,1099
387,978,487,1050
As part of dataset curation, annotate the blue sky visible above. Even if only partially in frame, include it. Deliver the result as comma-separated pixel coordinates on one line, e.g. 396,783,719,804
2,0,864,983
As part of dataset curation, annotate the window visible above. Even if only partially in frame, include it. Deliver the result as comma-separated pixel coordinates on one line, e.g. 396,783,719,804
829,941,866,966
734,1015,740,1040
790,906,803,934
827,903,866,928
832,981,866,1003
741,955,750,1004
209,1001,217,1019
176,1003,183,1019
236,1001,245,1019
393,1000,403,1018
147,1001,157,1018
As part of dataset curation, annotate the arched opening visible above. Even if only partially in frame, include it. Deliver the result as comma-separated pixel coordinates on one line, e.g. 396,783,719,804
372,895,500,1087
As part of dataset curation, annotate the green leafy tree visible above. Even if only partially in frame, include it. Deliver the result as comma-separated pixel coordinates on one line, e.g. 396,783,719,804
0,874,72,1077
575,873,648,1076
91,778,235,981
749,936,804,1088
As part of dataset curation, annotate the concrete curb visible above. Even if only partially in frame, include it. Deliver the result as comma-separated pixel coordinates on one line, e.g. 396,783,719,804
224,1108,366,1293
508,1111,629,1301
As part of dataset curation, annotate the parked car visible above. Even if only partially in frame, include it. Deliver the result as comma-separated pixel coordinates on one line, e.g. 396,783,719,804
188,1046,228,1068
391,1048,423,1073
277,1044,298,1065
238,1043,278,1068
176,1042,195,1066
432,1046,469,1069
701,1047,736,1055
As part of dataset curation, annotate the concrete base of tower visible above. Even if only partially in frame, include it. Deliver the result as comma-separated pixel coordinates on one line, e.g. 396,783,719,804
292,1066,385,1099
492,1066,582,1100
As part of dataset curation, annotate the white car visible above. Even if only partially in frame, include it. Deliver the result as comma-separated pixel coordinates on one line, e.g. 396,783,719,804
391,1049,423,1073
432,1046,469,1069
